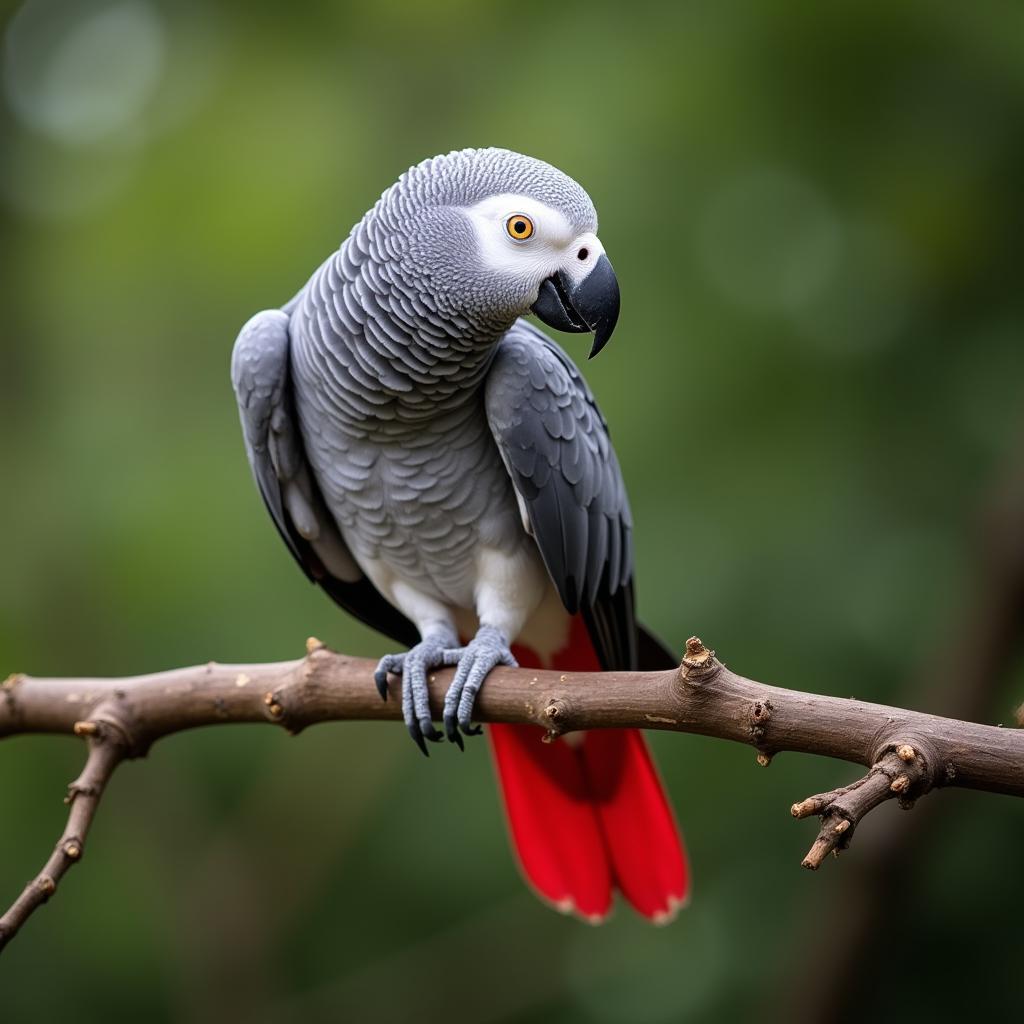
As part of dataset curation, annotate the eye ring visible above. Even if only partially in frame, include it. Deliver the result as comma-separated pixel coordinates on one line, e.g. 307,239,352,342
505,214,535,241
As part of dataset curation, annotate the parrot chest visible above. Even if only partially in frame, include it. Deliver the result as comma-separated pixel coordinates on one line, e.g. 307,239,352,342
298,401,528,609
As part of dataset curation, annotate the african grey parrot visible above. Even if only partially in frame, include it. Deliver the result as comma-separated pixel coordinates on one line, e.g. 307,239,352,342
231,148,688,922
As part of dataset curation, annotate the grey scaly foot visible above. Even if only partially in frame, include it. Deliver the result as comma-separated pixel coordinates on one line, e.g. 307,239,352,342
442,626,518,750
374,628,458,756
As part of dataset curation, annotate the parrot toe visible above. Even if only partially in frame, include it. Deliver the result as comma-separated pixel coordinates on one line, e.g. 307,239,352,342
378,635,454,756
373,653,405,701
442,626,518,744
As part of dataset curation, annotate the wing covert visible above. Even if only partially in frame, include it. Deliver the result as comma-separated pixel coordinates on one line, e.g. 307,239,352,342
485,321,637,668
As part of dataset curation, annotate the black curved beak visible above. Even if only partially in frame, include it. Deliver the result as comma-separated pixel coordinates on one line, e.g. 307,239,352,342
530,254,620,359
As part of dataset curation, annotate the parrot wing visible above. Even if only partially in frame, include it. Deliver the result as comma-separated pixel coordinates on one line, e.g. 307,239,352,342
231,309,419,646
485,319,660,671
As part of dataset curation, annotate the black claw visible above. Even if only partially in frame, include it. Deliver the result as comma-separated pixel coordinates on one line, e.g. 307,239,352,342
408,722,430,757
423,724,444,743
461,723,483,737
445,716,464,750
375,669,390,701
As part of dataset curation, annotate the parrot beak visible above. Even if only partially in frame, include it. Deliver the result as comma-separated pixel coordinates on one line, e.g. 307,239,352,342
530,254,620,359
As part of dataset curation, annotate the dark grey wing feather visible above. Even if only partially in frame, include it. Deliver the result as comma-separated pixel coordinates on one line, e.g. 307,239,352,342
485,321,640,670
231,309,418,647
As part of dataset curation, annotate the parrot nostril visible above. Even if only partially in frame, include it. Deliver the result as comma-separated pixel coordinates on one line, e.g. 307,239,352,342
577,248,589,261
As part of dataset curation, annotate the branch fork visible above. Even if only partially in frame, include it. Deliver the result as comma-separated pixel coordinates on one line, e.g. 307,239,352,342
792,742,935,869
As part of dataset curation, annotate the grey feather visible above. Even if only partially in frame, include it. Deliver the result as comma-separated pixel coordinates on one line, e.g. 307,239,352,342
485,321,633,618
231,309,418,646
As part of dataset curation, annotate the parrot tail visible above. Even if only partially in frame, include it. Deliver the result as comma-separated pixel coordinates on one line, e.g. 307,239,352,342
488,617,689,924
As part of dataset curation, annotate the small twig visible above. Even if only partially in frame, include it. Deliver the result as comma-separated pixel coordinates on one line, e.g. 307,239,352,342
2,636,1023,950
0,727,125,950
791,747,930,869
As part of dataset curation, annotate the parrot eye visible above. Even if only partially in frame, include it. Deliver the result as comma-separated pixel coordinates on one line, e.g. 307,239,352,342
505,214,535,241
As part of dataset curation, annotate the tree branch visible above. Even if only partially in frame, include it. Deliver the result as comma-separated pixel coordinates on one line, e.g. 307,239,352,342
0,732,123,951
2,634,1024,950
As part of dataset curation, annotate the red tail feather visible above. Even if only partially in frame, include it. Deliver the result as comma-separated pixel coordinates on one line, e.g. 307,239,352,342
581,729,690,921
489,722,612,921
488,617,689,923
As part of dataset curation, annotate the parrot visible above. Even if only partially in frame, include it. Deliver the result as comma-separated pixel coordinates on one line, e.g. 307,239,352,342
231,148,689,923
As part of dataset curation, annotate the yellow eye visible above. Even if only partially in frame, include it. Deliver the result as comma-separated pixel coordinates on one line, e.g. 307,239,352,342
505,214,535,241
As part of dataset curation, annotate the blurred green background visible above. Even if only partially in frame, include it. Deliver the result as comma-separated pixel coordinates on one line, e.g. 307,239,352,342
2,0,1024,1019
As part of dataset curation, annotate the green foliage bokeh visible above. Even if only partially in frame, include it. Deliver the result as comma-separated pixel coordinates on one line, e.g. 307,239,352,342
1,1,1023,1020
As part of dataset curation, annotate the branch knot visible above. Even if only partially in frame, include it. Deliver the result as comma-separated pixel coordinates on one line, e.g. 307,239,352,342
749,697,774,747
541,698,570,741
679,637,721,684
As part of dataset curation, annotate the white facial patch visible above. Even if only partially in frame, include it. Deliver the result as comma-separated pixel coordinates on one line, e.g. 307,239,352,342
464,193,605,299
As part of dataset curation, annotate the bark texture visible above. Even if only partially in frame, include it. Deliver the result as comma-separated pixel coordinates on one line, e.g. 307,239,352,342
3,635,1023,951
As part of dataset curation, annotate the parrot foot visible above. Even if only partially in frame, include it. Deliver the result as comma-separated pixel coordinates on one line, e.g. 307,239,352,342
441,626,518,750
374,630,457,757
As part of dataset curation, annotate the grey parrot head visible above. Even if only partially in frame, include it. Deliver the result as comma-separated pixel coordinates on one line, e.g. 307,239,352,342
367,148,620,357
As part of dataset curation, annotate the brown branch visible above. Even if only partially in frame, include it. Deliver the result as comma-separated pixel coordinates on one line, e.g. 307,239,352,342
2,634,1024,951
0,726,124,951
790,745,928,869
